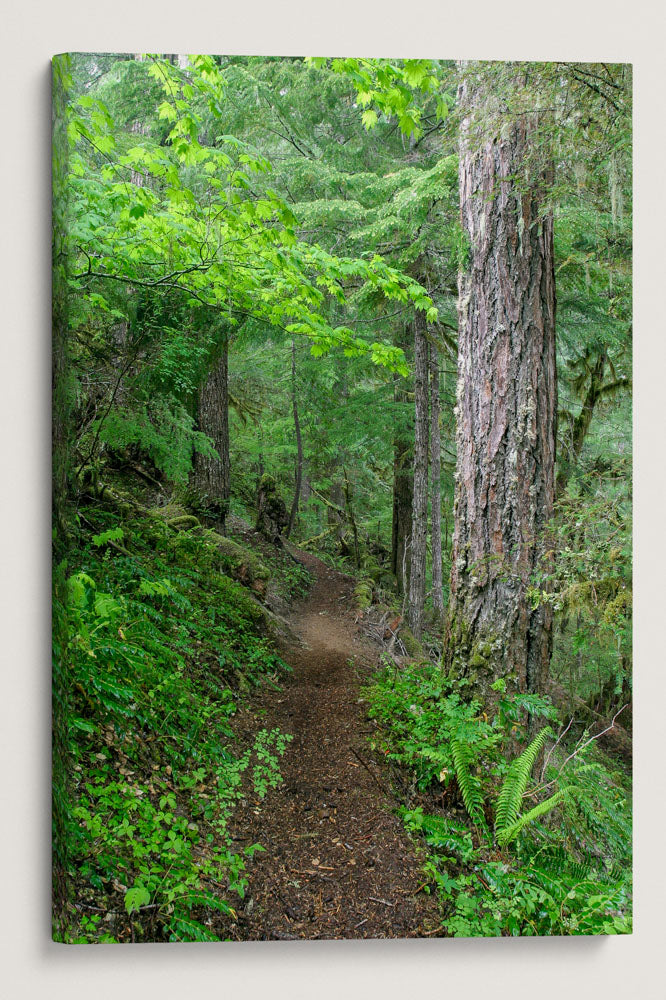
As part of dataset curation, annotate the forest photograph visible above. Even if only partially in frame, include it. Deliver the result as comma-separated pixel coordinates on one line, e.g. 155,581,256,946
52,53,632,942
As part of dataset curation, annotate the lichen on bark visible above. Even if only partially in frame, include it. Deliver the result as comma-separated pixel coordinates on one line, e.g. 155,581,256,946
444,64,557,698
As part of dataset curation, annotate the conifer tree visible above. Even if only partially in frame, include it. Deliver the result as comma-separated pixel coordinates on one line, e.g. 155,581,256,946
443,64,557,696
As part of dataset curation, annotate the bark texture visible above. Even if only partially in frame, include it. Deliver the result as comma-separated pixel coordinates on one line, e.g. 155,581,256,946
407,309,429,638
445,68,557,697
193,338,230,529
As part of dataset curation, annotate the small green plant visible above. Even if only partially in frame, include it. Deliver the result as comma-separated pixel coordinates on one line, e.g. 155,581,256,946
362,660,500,793
494,727,553,842
450,737,485,829
366,657,631,936
55,508,293,942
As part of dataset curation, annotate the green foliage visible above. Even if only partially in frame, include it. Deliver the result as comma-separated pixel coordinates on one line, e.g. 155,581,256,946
54,53,633,942
314,57,453,141
366,658,631,936
95,399,217,484
450,738,485,829
55,504,292,942
494,727,552,837
496,788,571,847
362,660,500,794
530,476,631,708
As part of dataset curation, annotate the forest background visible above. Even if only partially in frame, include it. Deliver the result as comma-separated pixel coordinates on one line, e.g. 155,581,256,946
1,0,663,995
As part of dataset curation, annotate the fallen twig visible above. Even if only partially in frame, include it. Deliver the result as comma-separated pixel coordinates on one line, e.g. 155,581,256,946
350,747,391,794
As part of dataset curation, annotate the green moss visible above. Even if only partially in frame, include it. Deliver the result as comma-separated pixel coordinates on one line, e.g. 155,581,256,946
401,626,423,658
152,502,190,522
354,579,374,610
167,514,201,530
209,533,269,580
213,572,265,625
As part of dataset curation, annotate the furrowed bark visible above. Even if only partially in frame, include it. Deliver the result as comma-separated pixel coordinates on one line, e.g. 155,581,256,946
444,65,557,698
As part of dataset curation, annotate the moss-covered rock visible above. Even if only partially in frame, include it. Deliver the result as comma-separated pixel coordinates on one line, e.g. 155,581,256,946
400,626,423,658
203,530,271,597
149,501,271,598
354,579,374,610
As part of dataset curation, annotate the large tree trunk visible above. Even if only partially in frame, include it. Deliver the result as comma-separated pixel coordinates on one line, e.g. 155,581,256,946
407,309,429,637
342,467,361,570
429,341,444,617
444,66,557,698
193,336,230,530
391,332,413,594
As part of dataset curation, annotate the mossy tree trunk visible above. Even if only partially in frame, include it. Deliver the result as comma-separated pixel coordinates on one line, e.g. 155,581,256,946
444,66,557,698
193,334,230,530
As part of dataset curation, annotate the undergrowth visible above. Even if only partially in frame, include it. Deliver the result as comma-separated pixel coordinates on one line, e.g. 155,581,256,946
364,658,632,936
53,501,293,943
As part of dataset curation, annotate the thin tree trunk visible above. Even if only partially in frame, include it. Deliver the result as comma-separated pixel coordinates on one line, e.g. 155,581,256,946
286,339,303,538
192,334,230,531
327,479,345,547
342,467,361,570
391,332,413,594
408,309,429,638
429,341,444,617
556,348,606,495
444,64,557,698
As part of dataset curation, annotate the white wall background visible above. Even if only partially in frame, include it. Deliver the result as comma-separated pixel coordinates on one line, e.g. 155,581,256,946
1,3,664,997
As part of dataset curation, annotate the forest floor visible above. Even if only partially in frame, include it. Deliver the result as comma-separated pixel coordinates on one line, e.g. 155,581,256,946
226,547,443,940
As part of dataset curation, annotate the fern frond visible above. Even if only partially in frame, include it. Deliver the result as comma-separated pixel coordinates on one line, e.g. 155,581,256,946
420,813,454,842
494,727,552,835
532,845,594,883
451,736,485,826
167,916,219,942
496,787,571,846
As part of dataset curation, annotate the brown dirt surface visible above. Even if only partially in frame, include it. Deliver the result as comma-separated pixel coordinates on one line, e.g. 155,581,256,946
225,549,443,940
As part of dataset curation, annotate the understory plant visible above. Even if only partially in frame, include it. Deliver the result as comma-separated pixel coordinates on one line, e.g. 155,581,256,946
366,658,632,936
54,505,292,942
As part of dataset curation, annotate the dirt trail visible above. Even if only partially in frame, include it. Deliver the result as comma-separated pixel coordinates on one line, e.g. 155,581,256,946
228,549,442,940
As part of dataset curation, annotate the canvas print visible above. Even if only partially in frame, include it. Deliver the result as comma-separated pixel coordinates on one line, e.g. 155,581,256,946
52,54,632,942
